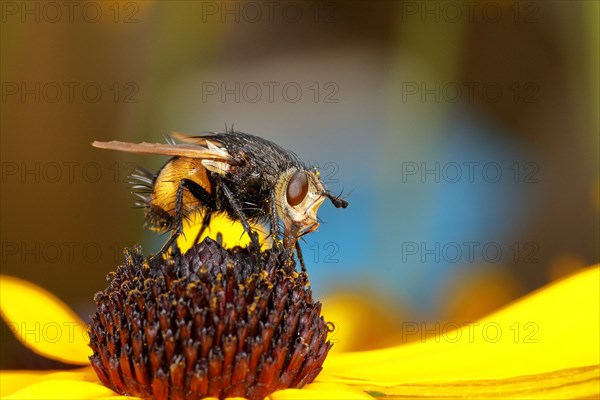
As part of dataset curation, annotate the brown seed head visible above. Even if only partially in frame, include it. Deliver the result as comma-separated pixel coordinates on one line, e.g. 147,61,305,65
88,238,333,400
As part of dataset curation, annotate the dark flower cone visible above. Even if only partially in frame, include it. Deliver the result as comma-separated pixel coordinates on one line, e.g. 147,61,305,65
88,238,333,400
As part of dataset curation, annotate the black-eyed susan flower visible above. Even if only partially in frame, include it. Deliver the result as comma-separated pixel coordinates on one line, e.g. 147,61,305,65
1,249,598,399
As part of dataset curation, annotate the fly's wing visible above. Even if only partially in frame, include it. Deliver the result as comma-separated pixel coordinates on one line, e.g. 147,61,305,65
169,131,222,146
92,140,227,160
167,132,232,175
92,138,232,175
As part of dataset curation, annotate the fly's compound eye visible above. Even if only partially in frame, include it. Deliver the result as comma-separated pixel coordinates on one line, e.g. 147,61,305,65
286,170,309,207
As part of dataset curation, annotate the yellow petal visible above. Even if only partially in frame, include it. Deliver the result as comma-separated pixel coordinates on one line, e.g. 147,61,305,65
321,292,407,353
97,397,140,400
337,365,600,399
0,371,53,397
0,275,91,365
179,212,269,253
4,379,118,399
271,382,375,400
0,368,100,397
321,266,600,398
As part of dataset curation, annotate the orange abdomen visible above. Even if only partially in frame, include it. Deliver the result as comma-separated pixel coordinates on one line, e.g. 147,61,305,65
151,157,213,223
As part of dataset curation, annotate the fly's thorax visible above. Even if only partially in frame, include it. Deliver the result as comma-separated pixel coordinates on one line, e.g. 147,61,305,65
274,168,327,248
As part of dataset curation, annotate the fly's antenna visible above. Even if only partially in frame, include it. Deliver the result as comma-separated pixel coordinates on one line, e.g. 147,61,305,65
326,191,349,209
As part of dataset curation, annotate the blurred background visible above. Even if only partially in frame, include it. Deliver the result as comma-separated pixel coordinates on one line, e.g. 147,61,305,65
1,1,598,367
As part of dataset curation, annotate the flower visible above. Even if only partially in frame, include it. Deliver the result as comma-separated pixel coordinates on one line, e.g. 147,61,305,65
88,238,331,399
1,262,598,399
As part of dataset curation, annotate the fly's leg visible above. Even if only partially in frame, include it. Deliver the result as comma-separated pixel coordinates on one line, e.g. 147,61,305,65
218,179,261,255
182,178,214,246
149,179,187,262
269,191,304,271
149,179,214,262
192,211,212,245
269,191,283,249
295,241,307,273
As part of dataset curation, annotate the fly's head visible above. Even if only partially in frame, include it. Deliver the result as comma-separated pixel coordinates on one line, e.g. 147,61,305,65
275,167,348,249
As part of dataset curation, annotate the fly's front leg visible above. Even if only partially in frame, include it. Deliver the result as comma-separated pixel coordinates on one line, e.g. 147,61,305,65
270,191,303,270
269,191,283,250
295,241,307,273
